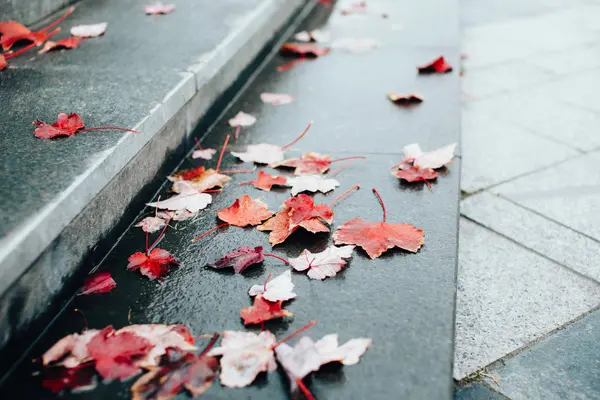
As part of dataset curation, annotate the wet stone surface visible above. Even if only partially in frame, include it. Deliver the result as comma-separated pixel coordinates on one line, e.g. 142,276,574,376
0,1,460,398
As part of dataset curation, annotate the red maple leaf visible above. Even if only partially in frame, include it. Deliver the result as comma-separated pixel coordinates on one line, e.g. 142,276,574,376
33,112,139,139
417,56,453,73
127,248,179,279
208,246,265,274
170,166,206,181
272,153,366,175
285,194,333,231
0,54,6,71
280,43,330,57
392,165,437,190
333,188,424,258
42,362,97,393
257,209,296,246
388,92,424,105
240,295,293,325
241,171,288,191
131,337,219,400
0,7,74,50
38,36,81,54
86,326,153,381
217,195,274,227
79,272,116,295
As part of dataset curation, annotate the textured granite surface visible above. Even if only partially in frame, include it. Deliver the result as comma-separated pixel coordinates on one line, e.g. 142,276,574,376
0,0,75,26
454,384,507,400
0,0,461,397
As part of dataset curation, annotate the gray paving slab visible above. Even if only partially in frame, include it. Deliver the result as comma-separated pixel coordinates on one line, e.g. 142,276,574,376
460,109,578,193
525,69,600,113
454,384,507,400
0,0,73,26
489,308,600,400
454,218,600,380
0,0,307,298
525,42,600,75
492,151,600,242
462,191,600,283
467,90,600,152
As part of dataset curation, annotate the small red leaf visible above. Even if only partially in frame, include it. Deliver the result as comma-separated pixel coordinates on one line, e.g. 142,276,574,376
144,2,176,15
388,92,424,105
417,56,453,73
33,113,85,139
271,152,332,175
80,272,116,295
392,165,437,188
38,36,81,54
240,295,293,325
42,362,97,393
242,171,288,191
280,43,330,57
127,248,179,280
217,195,274,227
208,246,264,274
86,326,153,381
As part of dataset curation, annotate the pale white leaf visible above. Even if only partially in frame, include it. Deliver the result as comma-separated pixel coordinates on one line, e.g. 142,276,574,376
288,245,355,280
260,93,294,105
294,31,311,42
208,330,277,388
413,142,457,169
231,143,284,164
314,334,371,365
144,2,175,15
402,143,423,159
275,338,322,392
147,183,211,213
70,22,108,38
286,175,340,195
228,111,256,127
248,270,296,302
135,216,166,233
42,329,100,368
294,29,331,43
192,148,217,160
157,209,197,221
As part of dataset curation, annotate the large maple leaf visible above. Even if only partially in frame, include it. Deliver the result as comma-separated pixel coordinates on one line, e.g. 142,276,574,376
33,113,84,138
333,189,424,258
0,7,73,50
217,195,274,227
285,194,333,230
288,245,355,280
86,326,153,381
240,295,293,325
127,248,179,279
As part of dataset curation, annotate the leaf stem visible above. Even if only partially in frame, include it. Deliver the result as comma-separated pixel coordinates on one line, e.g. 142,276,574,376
78,126,141,134
219,169,255,174
4,28,60,60
296,378,316,400
263,253,290,264
39,6,75,34
194,137,203,150
372,188,387,222
215,134,230,173
280,121,313,150
191,223,228,243
148,216,173,253
330,156,366,163
234,126,241,140
263,272,273,292
329,184,360,206
199,333,219,358
272,320,317,349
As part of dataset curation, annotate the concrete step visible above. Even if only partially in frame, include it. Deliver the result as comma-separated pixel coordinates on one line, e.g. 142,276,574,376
0,0,460,397
0,0,311,376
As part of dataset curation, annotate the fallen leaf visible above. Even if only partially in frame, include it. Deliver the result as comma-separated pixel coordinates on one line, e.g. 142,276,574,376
80,272,116,295
231,121,312,164
285,194,333,230
331,38,381,54
0,21,43,50
217,195,274,227
147,183,212,213
127,248,179,279
417,56,453,73
157,210,196,221
313,334,371,365
207,330,277,388
249,270,296,301
131,348,217,400
240,295,293,325
392,165,437,189
286,175,340,195
170,169,231,194
280,43,330,57
228,111,256,136
333,189,424,258
271,152,332,175
42,363,97,394
135,216,166,233
208,246,264,274
38,36,81,54
388,92,424,105
86,326,153,380
341,2,367,15
401,142,456,169
144,2,176,15
43,330,101,368
70,22,108,38
257,209,296,246
0,54,6,71
192,148,216,160
294,29,331,43
260,92,294,105
33,113,84,139
242,170,288,191
288,245,354,280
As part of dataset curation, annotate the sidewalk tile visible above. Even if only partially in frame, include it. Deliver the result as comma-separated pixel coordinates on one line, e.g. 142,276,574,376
525,43,600,75
455,384,507,400
492,151,600,241
527,69,600,112
467,90,600,151
489,308,600,400
462,192,600,282
454,219,600,379
460,110,578,193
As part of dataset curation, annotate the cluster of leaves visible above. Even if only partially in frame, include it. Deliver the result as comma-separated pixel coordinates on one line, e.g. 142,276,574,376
40,0,459,398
